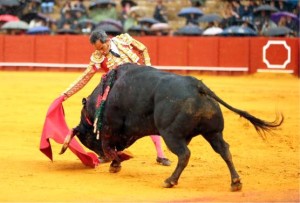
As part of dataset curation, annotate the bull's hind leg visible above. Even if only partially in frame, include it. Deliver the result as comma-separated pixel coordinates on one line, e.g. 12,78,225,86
161,137,190,188
203,132,242,191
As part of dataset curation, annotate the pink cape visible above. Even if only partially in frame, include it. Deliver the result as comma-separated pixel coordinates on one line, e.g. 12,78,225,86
39,95,100,167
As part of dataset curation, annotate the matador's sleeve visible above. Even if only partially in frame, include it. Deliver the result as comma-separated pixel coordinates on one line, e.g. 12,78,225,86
128,34,151,66
62,62,97,99
62,51,105,99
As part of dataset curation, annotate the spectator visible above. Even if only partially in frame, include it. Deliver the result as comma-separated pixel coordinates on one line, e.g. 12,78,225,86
259,11,277,35
23,0,41,14
120,2,133,24
190,0,205,8
153,0,168,23
57,10,75,30
60,0,72,16
89,2,118,23
294,1,300,18
221,2,239,27
41,0,55,14
238,0,255,22
124,7,143,32
72,0,87,12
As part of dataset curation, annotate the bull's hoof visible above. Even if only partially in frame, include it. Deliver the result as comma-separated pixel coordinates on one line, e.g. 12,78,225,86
163,179,178,188
109,165,122,173
231,179,242,191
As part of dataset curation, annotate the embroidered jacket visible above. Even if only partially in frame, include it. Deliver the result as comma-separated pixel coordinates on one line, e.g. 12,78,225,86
63,33,151,98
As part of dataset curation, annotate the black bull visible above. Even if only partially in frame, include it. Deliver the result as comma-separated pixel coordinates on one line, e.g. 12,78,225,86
60,63,283,190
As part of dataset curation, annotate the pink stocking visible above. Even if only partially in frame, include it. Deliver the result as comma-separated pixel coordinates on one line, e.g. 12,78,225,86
150,135,165,158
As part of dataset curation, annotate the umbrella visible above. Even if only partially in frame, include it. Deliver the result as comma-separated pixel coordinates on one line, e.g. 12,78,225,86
263,26,293,36
121,0,137,7
0,14,19,22
1,21,29,30
150,23,171,31
69,7,87,15
202,27,223,36
138,17,160,25
254,4,278,14
197,13,222,23
0,0,20,7
128,25,150,32
21,12,55,23
26,26,51,34
97,19,123,30
175,25,203,36
56,28,79,35
219,25,257,36
128,6,145,17
89,0,116,9
232,19,257,31
178,7,203,18
271,11,299,24
77,19,97,27
96,23,123,35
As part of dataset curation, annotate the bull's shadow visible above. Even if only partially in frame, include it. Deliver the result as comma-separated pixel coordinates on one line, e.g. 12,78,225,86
60,63,283,191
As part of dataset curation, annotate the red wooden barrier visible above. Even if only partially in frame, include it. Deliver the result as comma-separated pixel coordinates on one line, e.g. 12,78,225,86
187,37,219,67
0,35,298,76
250,37,299,75
0,36,4,62
3,36,35,62
35,36,66,63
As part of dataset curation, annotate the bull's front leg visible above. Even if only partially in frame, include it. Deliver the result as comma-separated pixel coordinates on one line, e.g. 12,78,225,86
101,134,123,173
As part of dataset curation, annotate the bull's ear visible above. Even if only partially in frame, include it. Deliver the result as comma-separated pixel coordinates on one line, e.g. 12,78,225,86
82,98,87,106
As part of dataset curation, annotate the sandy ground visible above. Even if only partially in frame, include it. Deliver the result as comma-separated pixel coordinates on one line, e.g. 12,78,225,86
0,71,299,202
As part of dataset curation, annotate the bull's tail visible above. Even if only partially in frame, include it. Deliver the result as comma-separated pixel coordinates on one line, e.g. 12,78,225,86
197,80,284,138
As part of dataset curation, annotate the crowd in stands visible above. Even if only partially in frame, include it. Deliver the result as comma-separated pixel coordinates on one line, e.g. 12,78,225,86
0,0,299,37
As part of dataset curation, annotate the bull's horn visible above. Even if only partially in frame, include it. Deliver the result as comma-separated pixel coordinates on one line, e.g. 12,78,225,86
59,132,73,155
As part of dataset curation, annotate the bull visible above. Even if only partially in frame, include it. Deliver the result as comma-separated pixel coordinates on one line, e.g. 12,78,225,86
60,63,283,191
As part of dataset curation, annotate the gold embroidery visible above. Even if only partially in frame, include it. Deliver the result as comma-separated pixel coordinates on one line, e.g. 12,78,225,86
90,50,105,64
63,62,96,98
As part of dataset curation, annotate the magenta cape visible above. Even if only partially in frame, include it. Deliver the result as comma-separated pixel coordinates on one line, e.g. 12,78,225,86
39,95,100,167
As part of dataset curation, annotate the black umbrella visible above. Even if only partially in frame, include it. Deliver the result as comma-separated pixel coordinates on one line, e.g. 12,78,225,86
77,19,97,27
0,0,20,7
21,12,55,23
232,19,257,31
178,7,203,18
263,26,293,36
56,28,79,35
96,19,123,35
97,19,123,30
121,0,137,7
254,4,278,14
128,25,150,32
219,25,257,36
138,17,160,25
89,0,116,9
197,14,222,23
175,25,203,36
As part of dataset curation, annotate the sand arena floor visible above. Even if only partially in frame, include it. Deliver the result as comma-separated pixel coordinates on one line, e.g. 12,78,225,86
0,71,299,202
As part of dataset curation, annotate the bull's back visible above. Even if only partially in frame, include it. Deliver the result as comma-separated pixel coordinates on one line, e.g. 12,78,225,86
107,65,223,133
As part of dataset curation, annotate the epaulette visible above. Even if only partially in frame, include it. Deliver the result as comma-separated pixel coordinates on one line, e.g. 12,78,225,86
90,50,105,64
115,33,133,45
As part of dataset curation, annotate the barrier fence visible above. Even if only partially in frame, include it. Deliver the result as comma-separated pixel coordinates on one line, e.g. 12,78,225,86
0,35,298,76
